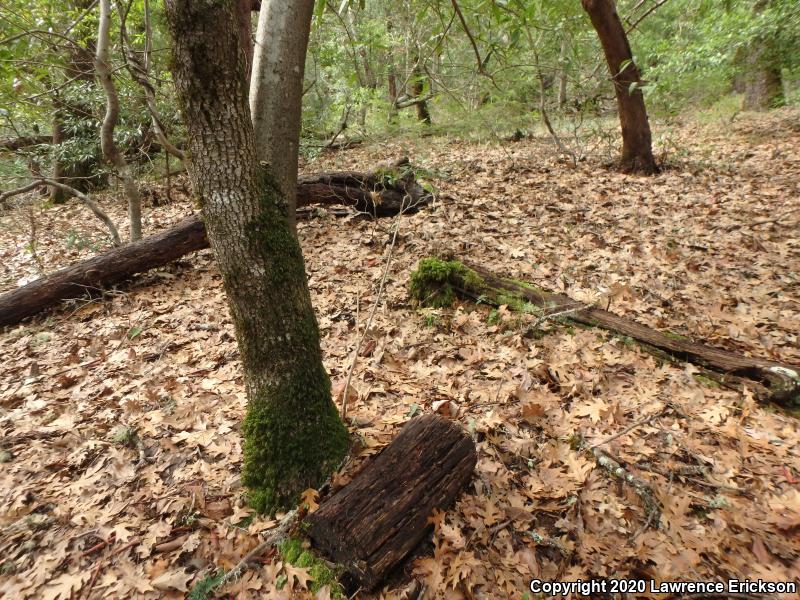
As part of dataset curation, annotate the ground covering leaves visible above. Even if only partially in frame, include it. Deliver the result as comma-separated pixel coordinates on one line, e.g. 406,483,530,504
0,109,798,599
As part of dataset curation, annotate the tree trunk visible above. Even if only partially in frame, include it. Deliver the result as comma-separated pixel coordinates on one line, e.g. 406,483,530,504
735,0,783,111
410,61,432,125
249,0,314,232
48,10,100,205
307,414,477,590
557,35,569,110
581,0,657,174
96,0,143,240
740,42,783,111
165,0,348,514
409,258,799,407
236,0,255,82
0,162,430,329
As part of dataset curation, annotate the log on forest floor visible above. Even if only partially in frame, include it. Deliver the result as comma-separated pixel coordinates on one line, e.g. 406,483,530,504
0,159,431,329
306,414,476,591
408,258,800,407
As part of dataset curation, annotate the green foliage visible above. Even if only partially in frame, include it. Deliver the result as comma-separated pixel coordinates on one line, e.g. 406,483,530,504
409,257,485,308
278,538,344,597
187,570,226,600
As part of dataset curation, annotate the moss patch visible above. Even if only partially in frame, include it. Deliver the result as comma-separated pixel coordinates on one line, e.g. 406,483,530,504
409,258,486,307
278,538,344,597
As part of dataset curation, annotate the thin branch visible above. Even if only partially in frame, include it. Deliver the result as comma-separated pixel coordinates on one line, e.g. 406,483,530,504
217,509,298,588
450,0,484,75
341,197,410,420
587,407,667,451
626,0,671,34
38,178,121,246
0,180,42,206
116,0,186,161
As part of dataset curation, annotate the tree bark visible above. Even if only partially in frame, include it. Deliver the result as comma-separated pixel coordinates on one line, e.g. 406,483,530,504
0,163,430,329
410,61,432,125
739,42,783,111
734,0,783,111
236,0,256,82
0,215,203,329
581,0,657,174
410,259,799,407
96,0,143,240
165,0,348,514
249,0,314,232
307,414,477,590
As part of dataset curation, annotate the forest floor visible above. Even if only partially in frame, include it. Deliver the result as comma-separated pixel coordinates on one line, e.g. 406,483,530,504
0,108,799,600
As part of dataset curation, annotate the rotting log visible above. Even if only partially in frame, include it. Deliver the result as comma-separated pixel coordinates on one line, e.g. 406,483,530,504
409,258,800,407
0,160,431,328
306,414,476,590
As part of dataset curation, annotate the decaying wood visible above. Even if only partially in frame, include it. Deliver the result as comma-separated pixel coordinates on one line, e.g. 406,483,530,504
307,414,477,590
0,160,431,328
427,260,800,406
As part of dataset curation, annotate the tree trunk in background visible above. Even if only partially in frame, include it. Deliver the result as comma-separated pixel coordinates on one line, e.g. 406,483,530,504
164,0,348,514
581,0,657,174
742,45,783,110
410,61,432,124
557,35,569,110
733,1,783,111
249,0,314,233
49,16,99,204
96,0,143,240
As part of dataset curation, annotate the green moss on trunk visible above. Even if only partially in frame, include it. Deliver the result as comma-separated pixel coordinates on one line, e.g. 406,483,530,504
242,367,349,514
234,171,349,515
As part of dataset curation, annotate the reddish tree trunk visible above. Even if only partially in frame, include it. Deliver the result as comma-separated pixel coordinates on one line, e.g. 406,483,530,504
581,0,657,174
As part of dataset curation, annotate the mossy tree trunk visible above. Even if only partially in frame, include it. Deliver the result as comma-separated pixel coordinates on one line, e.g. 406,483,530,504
164,0,348,513
581,0,657,174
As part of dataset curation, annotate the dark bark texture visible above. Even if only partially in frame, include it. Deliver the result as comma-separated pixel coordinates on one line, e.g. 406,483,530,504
582,0,657,174
307,414,477,590
0,162,430,329
164,0,348,513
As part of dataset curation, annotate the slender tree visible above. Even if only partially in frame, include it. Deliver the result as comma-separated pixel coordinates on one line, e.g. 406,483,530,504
249,0,315,231
96,0,143,240
164,0,349,513
581,0,657,174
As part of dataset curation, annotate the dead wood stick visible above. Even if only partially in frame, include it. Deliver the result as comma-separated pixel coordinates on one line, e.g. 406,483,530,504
0,160,431,329
410,258,799,406
218,509,299,588
592,448,661,529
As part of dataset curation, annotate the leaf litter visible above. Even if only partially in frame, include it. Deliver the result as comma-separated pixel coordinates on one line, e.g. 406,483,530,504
0,109,798,599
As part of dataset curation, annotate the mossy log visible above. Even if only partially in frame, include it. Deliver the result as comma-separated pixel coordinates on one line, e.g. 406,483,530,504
409,258,800,407
306,414,477,590
0,160,431,329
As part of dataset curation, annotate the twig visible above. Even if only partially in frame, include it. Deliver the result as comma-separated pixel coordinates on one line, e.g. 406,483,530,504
591,448,661,529
587,407,667,451
39,178,121,246
78,540,107,558
340,209,405,420
216,509,298,588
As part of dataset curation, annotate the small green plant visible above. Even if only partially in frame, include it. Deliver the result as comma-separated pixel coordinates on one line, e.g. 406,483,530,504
64,230,98,252
187,570,226,600
111,426,138,448
487,308,502,326
278,538,344,597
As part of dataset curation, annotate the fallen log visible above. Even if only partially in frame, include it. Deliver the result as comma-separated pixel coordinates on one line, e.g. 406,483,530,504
0,160,431,328
0,135,52,152
408,258,800,407
306,414,476,590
